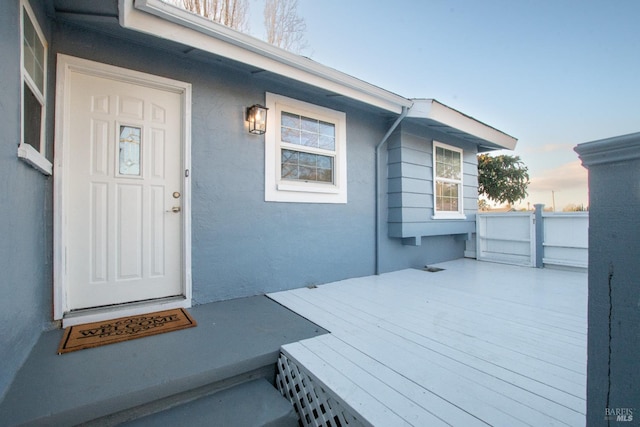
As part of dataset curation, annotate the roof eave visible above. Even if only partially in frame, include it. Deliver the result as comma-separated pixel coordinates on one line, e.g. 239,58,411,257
407,99,518,151
120,0,411,114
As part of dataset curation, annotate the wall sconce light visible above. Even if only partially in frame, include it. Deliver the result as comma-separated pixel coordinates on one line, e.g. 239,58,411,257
246,104,268,135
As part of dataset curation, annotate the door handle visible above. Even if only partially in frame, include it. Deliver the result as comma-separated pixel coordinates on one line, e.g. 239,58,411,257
167,206,181,213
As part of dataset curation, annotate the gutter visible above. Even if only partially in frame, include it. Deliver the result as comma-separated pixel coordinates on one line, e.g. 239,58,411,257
375,105,412,275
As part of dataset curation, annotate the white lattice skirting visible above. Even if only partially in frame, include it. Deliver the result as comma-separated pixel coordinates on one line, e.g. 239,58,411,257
276,353,362,427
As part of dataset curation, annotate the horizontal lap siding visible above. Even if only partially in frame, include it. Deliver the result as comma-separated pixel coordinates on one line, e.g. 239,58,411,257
463,151,479,216
387,124,478,238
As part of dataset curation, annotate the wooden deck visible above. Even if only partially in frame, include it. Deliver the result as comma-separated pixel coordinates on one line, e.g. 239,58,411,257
268,259,587,426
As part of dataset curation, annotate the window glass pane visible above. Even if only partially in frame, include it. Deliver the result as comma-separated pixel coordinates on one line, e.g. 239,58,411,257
301,116,318,133
23,82,42,152
23,39,35,81
281,110,335,152
319,121,335,137
436,182,460,212
452,161,461,178
317,168,333,183
281,149,299,179
23,11,36,49
298,152,316,166
281,149,298,163
317,155,332,169
22,11,45,94
435,159,444,178
34,33,44,64
299,166,317,181
281,149,333,183
318,135,335,150
451,196,459,211
300,131,319,147
119,126,141,176
281,127,300,144
281,112,299,128
435,146,461,180
281,163,298,179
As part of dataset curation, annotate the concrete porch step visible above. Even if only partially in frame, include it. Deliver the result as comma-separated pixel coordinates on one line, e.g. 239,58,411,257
119,378,299,427
0,296,325,426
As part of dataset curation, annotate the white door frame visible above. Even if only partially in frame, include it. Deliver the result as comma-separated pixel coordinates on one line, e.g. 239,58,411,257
53,54,192,325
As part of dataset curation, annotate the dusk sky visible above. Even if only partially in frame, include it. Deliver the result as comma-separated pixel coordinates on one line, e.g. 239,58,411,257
246,0,639,210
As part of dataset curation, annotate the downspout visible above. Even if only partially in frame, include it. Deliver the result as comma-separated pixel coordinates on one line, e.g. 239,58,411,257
375,104,411,275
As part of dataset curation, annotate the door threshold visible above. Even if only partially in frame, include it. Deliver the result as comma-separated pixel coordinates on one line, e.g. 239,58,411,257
62,296,190,328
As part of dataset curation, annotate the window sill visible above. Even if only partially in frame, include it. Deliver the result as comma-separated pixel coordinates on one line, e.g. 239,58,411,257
432,213,467,220
18,144,52,175
267,181,347,204
277,182,340,194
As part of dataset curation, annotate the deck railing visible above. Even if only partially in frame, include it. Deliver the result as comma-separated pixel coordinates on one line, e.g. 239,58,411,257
475,205,588,269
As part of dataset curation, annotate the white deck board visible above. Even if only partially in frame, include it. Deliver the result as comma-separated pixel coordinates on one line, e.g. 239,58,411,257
269,259,587,426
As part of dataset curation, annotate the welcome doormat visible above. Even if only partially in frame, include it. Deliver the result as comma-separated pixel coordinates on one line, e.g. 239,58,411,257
58,308,197,354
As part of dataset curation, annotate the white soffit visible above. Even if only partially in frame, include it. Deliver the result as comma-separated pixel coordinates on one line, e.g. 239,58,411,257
120,0,411,114
408,99,518,150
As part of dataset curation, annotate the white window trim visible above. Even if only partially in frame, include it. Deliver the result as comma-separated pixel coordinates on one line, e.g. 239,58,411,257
432,141,466,220
265,93,347,203
19,0,52,175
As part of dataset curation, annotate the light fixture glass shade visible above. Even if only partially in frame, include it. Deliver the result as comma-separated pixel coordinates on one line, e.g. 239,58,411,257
246,104,268,135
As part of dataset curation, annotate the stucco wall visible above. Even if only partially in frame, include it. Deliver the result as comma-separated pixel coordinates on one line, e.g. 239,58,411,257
53,21,467,304
0,0,53,400
0,0,494,401
576,135,640,425
54,23,377,302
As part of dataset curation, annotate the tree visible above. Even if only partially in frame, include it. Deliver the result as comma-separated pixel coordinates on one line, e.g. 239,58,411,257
264,0,307,53
478,199,490,211
477,154,530,205
164,0,250,32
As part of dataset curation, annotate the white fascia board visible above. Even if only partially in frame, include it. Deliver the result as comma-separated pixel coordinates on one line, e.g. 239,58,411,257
121,0,411,114
408,99,518,150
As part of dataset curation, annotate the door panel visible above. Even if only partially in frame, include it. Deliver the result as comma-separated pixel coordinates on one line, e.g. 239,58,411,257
66,71,183,310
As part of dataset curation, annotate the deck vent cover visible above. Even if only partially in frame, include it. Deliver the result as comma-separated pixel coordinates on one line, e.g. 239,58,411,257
424,266,445,273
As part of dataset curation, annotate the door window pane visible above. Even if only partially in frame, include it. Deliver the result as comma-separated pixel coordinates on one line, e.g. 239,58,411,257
119,126,141,176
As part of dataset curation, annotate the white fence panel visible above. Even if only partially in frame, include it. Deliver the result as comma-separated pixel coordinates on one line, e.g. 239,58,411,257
542,213,589,269
476,213,535,267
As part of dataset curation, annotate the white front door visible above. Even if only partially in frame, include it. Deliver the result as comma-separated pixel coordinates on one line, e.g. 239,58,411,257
56,56,191,314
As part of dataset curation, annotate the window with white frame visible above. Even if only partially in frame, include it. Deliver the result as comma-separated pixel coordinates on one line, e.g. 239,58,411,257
18,0,51,175
265,93,347,203
433,141,465,219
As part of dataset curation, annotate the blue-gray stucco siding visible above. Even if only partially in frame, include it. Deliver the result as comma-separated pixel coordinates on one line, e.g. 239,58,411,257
1,1,474,398
0,0,53,401
575,135,640,425
52,19,467,301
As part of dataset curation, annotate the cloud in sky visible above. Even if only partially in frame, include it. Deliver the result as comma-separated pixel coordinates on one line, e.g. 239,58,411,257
521,160,588,209
528,160,587,193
